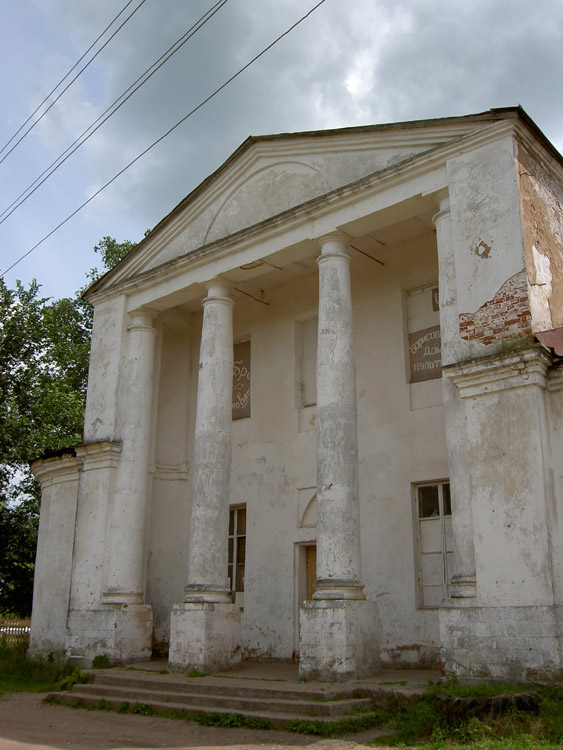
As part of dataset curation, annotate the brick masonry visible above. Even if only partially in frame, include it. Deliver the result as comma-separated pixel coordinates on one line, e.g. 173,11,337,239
459,270,532,345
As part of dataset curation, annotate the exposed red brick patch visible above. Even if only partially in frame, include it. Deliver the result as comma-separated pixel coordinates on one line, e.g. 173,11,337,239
459,270,532,345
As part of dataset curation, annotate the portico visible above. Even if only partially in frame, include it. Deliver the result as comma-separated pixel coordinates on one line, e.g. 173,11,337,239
30,109,563,682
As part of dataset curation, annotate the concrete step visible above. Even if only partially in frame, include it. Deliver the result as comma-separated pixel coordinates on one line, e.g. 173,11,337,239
48,690,374,728
71,681,373,717
86,670,367,703
46,668,385,728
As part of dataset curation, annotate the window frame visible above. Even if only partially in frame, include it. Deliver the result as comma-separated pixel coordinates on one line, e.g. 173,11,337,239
412,479,453,610
295,316,318,408
228,505,246,602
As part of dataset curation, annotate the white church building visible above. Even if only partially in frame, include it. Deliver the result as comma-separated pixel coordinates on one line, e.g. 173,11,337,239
30,108,563,682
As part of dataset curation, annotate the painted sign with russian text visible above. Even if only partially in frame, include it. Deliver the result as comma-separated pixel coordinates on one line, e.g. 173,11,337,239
232,340,251,420
408,324,442,382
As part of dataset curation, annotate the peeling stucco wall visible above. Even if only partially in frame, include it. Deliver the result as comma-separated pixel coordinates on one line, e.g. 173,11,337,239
517,144,563,332
459,270,532,345
446,136,531,362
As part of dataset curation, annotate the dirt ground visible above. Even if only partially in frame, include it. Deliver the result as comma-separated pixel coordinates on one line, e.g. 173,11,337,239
0,692,389,750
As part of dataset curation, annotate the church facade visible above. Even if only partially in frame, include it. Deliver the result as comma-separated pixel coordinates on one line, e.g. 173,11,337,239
30,108,563,681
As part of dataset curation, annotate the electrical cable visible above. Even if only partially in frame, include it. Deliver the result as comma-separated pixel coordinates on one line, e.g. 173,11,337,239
0,0,140,159
0,0,329,279
0,0,147,166
0,0,229,225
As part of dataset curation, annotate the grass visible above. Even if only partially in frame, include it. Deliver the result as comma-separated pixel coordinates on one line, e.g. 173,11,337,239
44,692,390,734
5,642,563,747
0,639,83,696
287,710,389,737
38,679,563,745
91,655,112,669
369,679,563,748
186,668,207,678
44,695,275,730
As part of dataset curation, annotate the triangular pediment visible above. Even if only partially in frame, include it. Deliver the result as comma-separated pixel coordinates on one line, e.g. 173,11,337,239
88,110,527,294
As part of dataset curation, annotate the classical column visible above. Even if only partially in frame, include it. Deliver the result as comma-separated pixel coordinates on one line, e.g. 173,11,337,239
184,284,234,602
103,308,157,604
299,234,378,681
169,284,241,672
433,192,477,598
314,234,364,600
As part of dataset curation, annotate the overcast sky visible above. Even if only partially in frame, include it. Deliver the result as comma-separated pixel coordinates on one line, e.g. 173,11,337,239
1,0,562,300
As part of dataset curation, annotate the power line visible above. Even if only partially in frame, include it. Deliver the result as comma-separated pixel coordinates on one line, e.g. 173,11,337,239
0,0,230,225
0,0,147,166
0,0,140,158
0,0,329,279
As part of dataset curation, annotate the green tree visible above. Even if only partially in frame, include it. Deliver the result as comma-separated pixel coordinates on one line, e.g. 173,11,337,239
0,237,135,616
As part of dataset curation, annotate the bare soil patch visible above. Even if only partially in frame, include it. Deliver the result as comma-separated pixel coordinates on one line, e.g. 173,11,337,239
0,692,379,750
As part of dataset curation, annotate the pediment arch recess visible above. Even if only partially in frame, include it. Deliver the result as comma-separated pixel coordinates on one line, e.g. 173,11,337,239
203,160,331,246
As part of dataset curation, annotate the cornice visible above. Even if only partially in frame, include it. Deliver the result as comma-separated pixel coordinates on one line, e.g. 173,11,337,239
444,346,553,398
31,453,82,485
113,114,513,283
87,119,520,306
512,120,563,185
98,128,468,289
75,440,122,471
547,366,563,393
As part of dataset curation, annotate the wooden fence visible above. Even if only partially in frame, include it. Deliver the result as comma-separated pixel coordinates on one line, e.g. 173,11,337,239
0,620,31,646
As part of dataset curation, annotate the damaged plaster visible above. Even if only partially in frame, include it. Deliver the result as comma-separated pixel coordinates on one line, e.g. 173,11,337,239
459,270,532,346
517,144,563,331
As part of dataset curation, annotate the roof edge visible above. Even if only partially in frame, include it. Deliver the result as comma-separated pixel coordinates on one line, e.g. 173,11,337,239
84,107,559,300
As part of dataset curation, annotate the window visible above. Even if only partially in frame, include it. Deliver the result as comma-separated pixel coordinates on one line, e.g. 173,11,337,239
406,285,441,383
228,506,246,599
414,481,453,608
232,340,251,420
297,318,317,407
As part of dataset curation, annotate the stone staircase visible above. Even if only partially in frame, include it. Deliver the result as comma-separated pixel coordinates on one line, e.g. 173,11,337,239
48,668,384,727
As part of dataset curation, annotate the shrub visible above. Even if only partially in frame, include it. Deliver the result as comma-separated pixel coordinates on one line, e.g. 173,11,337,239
0,641,77,694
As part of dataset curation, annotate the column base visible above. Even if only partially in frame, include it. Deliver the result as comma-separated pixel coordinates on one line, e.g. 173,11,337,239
61,605,153,666
449,574,477,599
299,599,379,681
313,579,365,600
440,604,563,682
168,602,241,673
183,583,232,604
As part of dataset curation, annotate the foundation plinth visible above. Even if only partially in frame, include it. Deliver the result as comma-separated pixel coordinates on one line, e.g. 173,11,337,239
168,602,241,673
64,604,153,665
299,599,379,681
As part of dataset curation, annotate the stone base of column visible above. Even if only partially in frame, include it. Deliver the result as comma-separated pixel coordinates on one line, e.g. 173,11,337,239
299,600,379,681
168,602,241,673
449,574,477,599
62,605,153,666
440,604,563,682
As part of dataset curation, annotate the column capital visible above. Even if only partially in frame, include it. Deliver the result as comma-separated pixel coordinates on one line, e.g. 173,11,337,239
203,284,234,309
432,189,451,227
127,307,158,332
317,232,349,251
316,234,351,268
